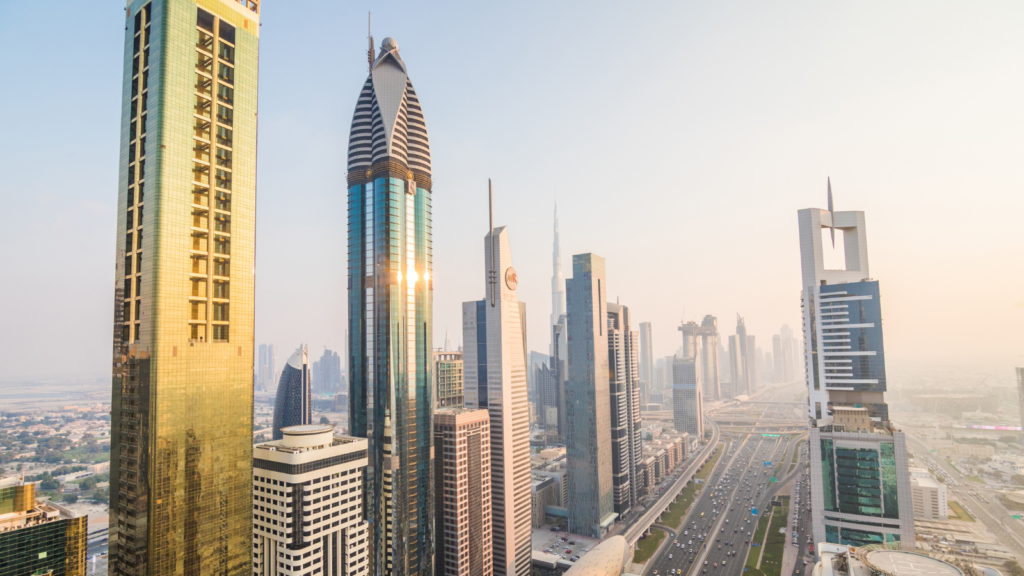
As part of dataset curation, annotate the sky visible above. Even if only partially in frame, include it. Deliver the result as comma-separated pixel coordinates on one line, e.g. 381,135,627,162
0,1,1022,383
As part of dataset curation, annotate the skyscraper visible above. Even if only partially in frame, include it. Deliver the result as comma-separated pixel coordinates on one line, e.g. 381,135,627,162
679,317,720,401
435,351,465,408
109,1,259,573
772,334,784,382
273,346,312,440
346,36,434,576
747,334,758,393
607,301,642,517
252,426,369,576
798,193,914,553
727,335,743,399
638,322,654,405
550,204,565,358
312,348,342,393
433,408,493,576
552,318,568,441
673,322,705,438
461,196,531,576
565,254,616,538
259,343,278,391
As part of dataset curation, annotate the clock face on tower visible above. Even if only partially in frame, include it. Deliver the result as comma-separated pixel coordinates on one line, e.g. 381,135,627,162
505,267,518,291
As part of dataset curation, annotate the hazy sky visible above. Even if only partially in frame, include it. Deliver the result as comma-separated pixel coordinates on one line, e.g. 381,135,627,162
1,1,1022,382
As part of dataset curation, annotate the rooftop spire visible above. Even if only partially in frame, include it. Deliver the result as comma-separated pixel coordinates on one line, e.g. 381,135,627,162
367,12,374,73
489,179,497,307
827,177,835,248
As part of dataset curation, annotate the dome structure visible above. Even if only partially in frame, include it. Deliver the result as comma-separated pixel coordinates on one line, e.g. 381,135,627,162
347,37,432,180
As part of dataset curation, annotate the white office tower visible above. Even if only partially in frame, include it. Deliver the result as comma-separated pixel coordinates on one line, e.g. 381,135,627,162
462,209,531,576
673,324,704,438
606,302,642,517
253,425,369,576
798,192,914,554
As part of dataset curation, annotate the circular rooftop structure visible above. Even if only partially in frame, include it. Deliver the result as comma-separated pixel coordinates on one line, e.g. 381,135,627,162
282,424,333,435
381,37,398,51
862,550,963,576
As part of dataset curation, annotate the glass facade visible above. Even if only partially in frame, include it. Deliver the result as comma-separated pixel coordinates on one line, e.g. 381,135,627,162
109,1,258,574
348,175,433,576
0,514,87,576
272,355,311,440
820,439,837,512
820,439,900,519
824,525,896,547
835,447,883,516
815,281,889,420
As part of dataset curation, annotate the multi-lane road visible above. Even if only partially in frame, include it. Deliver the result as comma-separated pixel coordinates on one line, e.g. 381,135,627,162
646,432,803,575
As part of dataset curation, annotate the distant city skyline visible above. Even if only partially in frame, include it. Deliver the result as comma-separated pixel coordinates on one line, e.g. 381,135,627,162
2,2,1022,385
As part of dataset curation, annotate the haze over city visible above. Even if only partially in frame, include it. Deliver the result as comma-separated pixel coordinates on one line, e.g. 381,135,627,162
1,2,1022,383
4,3,1024,576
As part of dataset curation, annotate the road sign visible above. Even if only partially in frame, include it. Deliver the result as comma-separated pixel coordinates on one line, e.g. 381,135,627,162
761,433,780,437
764,461,772,467
752,508,758,515
770,476,776,482
1014,515,1022,520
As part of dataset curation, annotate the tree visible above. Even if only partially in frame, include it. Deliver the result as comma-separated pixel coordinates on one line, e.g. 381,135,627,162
319,416,330,425
1003,560,1024,576
63,493,78,504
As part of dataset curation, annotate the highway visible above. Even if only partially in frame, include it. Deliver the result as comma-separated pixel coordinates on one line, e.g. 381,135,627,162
624,420,722,544
645,432,800,575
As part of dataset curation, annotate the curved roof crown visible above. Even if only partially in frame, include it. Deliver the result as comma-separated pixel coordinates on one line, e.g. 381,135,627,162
347,37,432,177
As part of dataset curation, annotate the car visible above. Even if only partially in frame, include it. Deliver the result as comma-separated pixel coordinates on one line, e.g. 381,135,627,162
669,555,673,559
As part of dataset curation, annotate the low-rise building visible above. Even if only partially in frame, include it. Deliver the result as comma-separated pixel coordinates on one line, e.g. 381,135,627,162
910,477,948,521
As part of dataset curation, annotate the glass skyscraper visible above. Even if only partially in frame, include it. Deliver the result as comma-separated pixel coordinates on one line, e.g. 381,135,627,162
346,37,434,576
565,254,616,538
109,1,259,574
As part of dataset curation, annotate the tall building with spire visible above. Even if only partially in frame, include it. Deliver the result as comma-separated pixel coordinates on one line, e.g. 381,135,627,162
798,187,914,554
550,204,565,359
461,184,532,576
108,1,260,574
346,36,434,576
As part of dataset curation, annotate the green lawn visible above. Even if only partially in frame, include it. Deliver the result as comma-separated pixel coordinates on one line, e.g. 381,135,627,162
633,527,667,564
662,481,700,529
965,475,984,484
751,511,770,545
696,442,727,481
948,500,975,522
759,499,790,576
61,448,110,464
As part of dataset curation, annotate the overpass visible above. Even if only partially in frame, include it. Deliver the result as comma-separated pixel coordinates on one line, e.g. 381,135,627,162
623,419,721,546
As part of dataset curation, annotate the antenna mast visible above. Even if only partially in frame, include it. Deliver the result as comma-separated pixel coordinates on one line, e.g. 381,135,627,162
367,12,374,73
489,179,496,307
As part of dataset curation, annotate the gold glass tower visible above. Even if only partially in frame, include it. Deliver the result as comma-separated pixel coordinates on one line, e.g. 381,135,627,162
109,1,260,574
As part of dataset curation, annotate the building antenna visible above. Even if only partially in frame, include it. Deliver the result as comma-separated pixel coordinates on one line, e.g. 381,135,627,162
367,12,374,73
827,177,835,248
489,179,497,307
